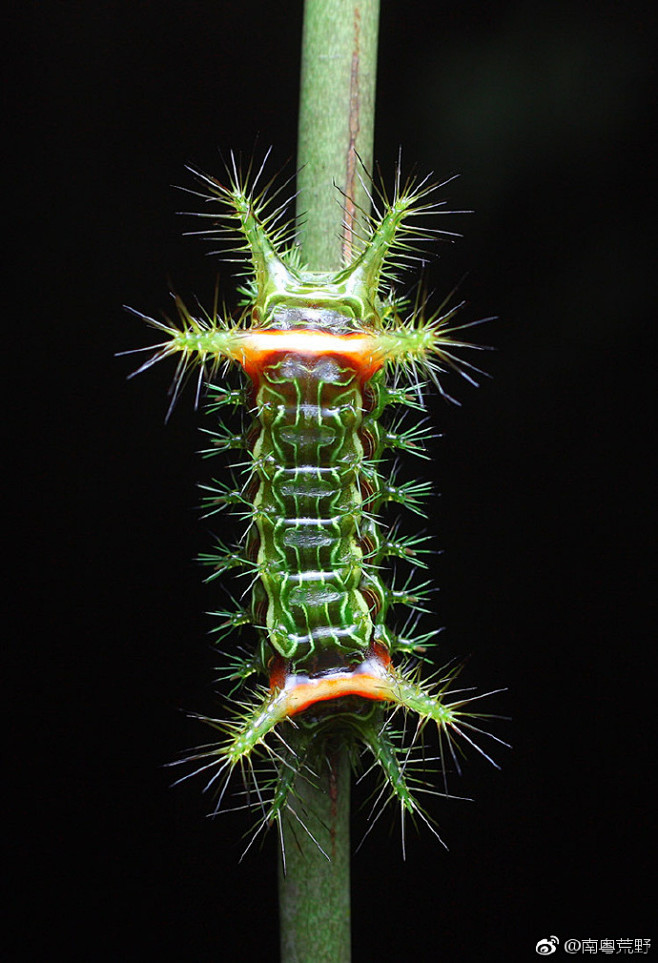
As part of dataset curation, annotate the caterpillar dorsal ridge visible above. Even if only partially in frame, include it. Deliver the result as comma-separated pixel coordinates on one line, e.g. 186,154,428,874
127,155,506,852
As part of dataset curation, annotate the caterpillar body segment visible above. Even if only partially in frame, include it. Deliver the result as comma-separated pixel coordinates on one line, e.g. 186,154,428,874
132,163,503,847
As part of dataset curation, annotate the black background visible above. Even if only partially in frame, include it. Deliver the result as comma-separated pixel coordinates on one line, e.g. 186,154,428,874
10,1,655,959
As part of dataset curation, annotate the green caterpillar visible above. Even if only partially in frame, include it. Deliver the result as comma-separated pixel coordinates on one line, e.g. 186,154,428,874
127,156,504,852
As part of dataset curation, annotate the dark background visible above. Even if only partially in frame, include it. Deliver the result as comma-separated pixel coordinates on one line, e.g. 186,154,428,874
11,1,655,959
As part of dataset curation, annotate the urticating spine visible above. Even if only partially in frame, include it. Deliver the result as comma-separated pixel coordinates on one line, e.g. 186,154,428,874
129,159,504,847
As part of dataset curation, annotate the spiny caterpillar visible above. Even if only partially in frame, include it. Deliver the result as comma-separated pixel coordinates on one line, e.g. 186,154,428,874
127,155,505,853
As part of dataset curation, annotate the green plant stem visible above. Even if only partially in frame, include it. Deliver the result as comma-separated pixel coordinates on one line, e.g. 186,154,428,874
295,0,380,272
278,740,352,963
278,2,380,962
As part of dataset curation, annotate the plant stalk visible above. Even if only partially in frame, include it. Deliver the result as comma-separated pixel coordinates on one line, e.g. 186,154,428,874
295,0,380,272
278,1,380,961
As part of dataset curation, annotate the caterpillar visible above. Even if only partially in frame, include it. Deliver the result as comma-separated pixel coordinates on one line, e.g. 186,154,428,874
126,155,505,851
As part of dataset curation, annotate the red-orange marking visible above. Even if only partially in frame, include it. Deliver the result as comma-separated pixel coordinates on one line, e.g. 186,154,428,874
371,641,392,667
234,329,386,382
268,644,395,716
283,671,391,717
268,654,288,692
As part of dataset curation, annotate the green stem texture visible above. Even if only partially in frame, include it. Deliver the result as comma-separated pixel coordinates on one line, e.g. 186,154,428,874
278,1,380,961
295,0,380,271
